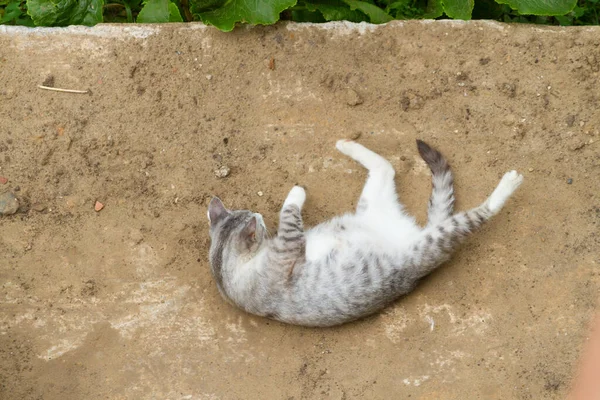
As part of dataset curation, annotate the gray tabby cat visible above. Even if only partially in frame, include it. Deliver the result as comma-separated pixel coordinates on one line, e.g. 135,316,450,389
207,139,523,327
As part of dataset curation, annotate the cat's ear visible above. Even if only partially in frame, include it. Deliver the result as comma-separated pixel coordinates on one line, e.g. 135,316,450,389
207,197,230,227
241,216,257,243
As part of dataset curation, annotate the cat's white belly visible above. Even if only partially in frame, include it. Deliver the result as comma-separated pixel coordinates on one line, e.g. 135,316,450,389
304,213,421,263
305,232,342,262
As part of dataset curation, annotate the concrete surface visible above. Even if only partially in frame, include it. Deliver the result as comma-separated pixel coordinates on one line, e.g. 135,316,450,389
0,20,599,399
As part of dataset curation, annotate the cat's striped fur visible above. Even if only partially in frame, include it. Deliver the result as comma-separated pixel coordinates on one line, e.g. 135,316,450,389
207,139,523,327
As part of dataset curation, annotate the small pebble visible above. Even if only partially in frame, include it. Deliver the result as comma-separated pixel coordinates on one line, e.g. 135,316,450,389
214,165,230,178
32,203,47,212
345,89,363,106
528,168,534,172
350,132,362,140
567,178,573,184
0,176,7,184
94,201,104,212
42,75,55,87
257,191,264,197
0,191,19,216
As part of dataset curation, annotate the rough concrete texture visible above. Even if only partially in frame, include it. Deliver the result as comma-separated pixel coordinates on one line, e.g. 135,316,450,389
0,20,599,399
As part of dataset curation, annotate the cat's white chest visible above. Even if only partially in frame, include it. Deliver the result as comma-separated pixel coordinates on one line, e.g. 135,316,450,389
305,232,343,262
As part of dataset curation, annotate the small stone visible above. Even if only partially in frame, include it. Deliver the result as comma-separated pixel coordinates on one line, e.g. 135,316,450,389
94,201,104,212
257,191,264,197
345,89,363,106
0,176,7,184
567,178,573,184
502,115,517,127
350,132,362,140
566,115,575,127
528,168,534,172
206,75,213,80
214,165,230,178
42,75,55,87
0,191,19,216
569,139,586,151
32,203,47,212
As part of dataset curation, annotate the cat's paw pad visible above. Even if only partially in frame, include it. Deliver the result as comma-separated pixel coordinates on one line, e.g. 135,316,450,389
336,139,359,156
283,185,306,209
499,170,524,192
488,170,524,212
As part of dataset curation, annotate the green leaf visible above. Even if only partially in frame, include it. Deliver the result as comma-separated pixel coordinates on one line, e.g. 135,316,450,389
26,0,103,26
1,1,23,22
189,0,226,13
494,0,576,15
441,0,473,19
196,0,297,32
554,14,571,25
137,0,168,22
168,1,183,20
423,0,443,18
305,0,368,22
571,5,585,18
341,0,392,22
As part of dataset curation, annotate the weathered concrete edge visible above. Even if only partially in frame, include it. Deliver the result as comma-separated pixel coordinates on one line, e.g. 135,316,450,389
1,20,596,40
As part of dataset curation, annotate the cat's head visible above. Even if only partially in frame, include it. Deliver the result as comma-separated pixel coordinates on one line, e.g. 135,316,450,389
206,197,268,297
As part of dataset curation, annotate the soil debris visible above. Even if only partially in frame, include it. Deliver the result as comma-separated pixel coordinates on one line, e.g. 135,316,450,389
214,165,231,178
94,201,104,212
0,191,19,215
345,89,363,106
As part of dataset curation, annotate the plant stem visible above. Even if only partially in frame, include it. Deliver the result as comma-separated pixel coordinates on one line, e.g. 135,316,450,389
124,2,133,23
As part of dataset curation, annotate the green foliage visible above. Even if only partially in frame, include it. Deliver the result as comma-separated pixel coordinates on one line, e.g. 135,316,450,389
193,0,298,32
304,0,367,23
496,0,576,16
342,0,393,23
137,0,182,22
0,0,597,30
442,0,473,19
26,0,104,26
0,0,34,25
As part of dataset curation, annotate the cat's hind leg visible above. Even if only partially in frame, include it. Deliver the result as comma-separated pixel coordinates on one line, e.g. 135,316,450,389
416,140,455,227
408,170,524,280
336,139,402,216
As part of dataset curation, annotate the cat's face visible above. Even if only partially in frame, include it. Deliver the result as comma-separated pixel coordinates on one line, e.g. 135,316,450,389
206,197,267,295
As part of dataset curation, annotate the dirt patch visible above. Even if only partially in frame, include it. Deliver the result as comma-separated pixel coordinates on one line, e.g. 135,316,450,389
0,21,598,399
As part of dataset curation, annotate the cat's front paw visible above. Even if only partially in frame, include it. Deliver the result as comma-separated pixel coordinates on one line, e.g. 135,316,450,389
336,139,360,156
488,170,524,213
283,185,306,209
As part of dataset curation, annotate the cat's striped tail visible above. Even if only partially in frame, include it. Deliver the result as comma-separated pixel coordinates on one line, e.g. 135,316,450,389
408,170,524,280
416,140,455,227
